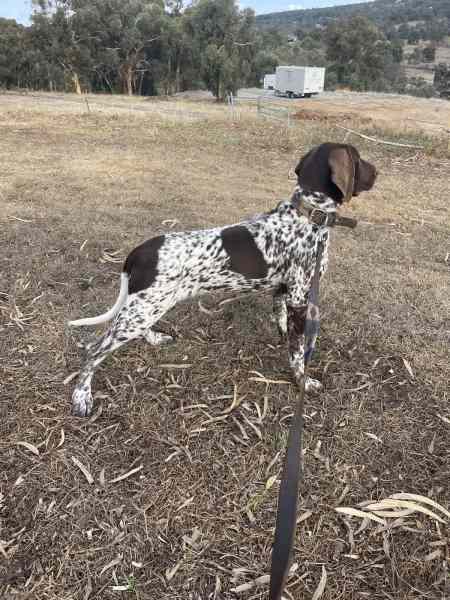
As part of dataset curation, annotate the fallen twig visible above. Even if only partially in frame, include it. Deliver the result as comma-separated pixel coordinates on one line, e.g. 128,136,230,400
8,216,34,223
312,565,327,600
16,441,40,456
71,456,94,484
230,563,298,594
335,125,424,149
109,464,143,484
158,363,192,369
0,542,9,559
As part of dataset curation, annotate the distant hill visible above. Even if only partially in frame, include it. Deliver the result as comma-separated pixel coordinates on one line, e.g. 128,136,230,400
256,0,450,34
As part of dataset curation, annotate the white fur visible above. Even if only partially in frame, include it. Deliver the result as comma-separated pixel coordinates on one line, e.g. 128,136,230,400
69,272,129,327
70,188,333,416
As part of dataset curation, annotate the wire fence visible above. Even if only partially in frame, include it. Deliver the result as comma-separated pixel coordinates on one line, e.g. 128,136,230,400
256,95,291,127
5,88,294,127
227,91,292,127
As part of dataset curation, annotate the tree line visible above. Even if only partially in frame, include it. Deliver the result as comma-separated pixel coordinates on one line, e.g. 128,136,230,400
0,0,277,99
261,15,408,94
0,0,447,98
257,0,450,45
256,0,449,97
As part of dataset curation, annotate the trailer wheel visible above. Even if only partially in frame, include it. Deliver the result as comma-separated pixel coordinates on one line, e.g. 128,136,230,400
304,93,312,98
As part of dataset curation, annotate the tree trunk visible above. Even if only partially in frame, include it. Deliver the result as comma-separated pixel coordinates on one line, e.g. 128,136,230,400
216,75,222,101
72,71,82,95
175,61,181,94
103,73,113,93
167,55,172,95
123,64,133,95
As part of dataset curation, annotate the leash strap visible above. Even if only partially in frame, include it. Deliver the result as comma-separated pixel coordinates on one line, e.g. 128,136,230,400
269,240,325,600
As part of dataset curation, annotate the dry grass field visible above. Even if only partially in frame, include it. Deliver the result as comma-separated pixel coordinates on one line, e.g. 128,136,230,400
0,91,449,600
292,91,450,137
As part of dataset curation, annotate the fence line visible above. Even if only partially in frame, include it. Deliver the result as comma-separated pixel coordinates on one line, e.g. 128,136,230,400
257,94,291,127
227,92,239,121
226,92,292,127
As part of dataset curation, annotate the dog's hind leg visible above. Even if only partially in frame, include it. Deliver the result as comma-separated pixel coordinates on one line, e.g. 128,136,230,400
72,319,141,417
140,292,177,346
71,292,176,416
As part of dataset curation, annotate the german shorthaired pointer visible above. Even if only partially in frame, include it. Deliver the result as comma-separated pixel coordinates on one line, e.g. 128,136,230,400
69,143,377,416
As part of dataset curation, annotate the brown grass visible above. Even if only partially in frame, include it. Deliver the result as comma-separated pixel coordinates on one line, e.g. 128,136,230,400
0,92,449,600
292,91,450,138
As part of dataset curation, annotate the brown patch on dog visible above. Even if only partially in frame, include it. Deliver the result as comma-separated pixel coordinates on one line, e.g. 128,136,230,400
221,226,268,279
124,235,165,294
287,305,307,356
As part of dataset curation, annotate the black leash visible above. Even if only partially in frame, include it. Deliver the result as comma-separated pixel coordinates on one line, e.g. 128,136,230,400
269,205,357,600
269,239,324,600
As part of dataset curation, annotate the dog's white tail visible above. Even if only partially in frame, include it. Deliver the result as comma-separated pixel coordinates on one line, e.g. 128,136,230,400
68,272,129,327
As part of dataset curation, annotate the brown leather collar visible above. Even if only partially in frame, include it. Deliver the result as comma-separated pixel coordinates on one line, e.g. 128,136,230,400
297,200,358,229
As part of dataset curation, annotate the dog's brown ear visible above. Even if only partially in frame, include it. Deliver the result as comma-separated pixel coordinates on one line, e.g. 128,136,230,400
294,149,314,179
295,147,326,196
295,143,359,203
328,147,355,203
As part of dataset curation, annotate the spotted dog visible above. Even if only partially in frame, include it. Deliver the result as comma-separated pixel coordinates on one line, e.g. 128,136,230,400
69,143,377,416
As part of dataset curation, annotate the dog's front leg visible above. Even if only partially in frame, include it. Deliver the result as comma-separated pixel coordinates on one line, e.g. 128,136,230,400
273,285,288,339
286,297,322,393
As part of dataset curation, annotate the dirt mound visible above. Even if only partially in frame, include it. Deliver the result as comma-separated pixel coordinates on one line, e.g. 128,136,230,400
293,108,372,125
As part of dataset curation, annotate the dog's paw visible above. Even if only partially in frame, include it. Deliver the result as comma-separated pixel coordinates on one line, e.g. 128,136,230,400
270,314,287,340
293,372,323,393
157,333,175,345
277,325,287,342
305,377,323,394
72,387,93,417
145,329,175,346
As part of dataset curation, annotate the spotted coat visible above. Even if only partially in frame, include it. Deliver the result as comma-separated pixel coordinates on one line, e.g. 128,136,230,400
70,187,334,416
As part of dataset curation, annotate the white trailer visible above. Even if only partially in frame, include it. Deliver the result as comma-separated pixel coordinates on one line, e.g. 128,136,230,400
263,73,276,90
275,66,325,98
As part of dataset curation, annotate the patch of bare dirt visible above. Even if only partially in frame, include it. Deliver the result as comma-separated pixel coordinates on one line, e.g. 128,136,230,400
292,108,372,126
296,91,450,136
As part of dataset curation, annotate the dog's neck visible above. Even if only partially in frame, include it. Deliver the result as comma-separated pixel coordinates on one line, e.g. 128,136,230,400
291,185,337,213
290,185,358,230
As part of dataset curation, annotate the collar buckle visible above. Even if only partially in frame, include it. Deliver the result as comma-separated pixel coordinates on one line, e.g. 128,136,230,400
309,207,335,228
293,188,357,228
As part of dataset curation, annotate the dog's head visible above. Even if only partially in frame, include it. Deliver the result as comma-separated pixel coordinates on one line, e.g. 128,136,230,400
294,142,377,204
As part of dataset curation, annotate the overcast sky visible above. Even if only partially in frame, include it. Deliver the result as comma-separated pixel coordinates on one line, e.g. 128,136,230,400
1,0,368,23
